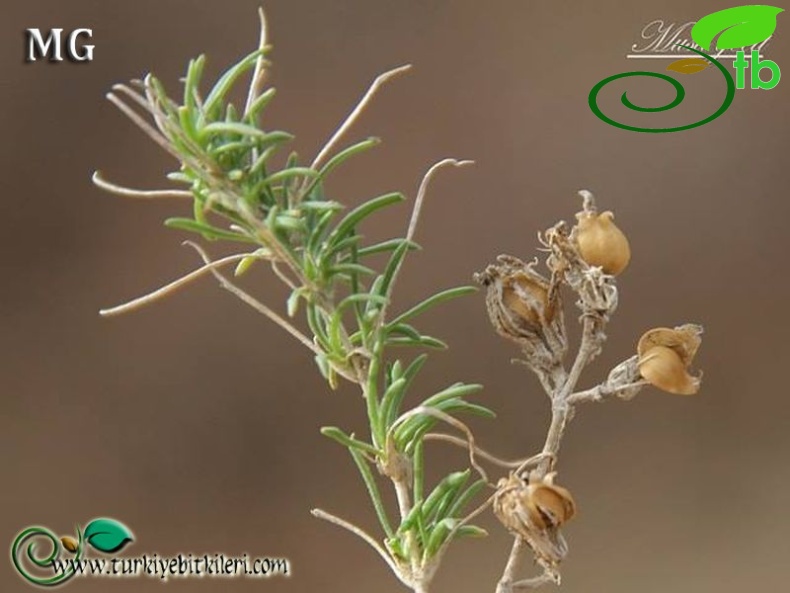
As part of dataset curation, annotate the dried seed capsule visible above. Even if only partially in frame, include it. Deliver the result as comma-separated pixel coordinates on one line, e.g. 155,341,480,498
493,472,577,566
574,211,631,275
637,325,703,395
475,255,567,372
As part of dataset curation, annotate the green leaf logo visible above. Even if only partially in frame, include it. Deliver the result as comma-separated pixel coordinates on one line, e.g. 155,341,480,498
692,5,783,51
83,518,134,554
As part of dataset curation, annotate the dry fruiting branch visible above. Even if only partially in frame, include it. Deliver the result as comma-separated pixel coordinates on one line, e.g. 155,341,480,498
95,9,704,592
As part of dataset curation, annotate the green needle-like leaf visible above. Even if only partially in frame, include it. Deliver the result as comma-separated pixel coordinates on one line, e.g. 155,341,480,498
202,49,266,119
320,426,381,456
390,286,477,326
164,218,256,243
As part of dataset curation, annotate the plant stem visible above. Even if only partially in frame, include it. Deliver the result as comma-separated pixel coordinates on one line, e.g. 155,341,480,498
497,538,527,593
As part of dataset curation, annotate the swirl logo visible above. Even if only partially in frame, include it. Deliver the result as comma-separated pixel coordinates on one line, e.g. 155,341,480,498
11,518,133,587
589,5,784,133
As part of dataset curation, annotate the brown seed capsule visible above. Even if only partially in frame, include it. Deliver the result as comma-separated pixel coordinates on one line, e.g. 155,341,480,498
493,472,577,566
574,211,631,275
475,256,567,370
637,325,703,395
60,536,79,554
527,475,577,530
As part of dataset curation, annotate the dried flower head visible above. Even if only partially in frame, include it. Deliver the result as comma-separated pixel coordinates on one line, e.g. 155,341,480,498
637,324,703,395
475,255,567,373
493,472,577,567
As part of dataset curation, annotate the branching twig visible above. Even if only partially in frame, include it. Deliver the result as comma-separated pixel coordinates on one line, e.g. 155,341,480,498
391,406,489,485
92,171,192,200
568,380,647,405
379,158,474,323
99,252,253,317
311,508,408,586
185,242,350,372
310,64,412,170
423,433,546,471
244,7,270,117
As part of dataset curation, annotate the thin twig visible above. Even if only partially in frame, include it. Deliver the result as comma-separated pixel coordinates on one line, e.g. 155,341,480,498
567,380,647,405
311,508,408,586
379,158,474,323
92,171,192,200
310,64,412,170
497,538,527,593
244,7,269,117
106,92,181,161
185,242,348,370
270,261,299,291
100,252,253,317
423,433,546,471
510,572,557,591
391,406,489,484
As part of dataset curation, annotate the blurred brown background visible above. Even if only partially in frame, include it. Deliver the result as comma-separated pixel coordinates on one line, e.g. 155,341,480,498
2,0,789,591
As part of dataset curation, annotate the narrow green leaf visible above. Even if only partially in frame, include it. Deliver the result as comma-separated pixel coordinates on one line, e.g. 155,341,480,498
307,210,339,256
390,360,404,382
328,263,377,279
225,102,239,122
455,525,488,538
301,138,380,198
386,323,423,341
307,305,330,351
438,400,496,420
244,87,276,123
183,55,206,113
262,167,318,186
403,354,428,386
272,213,304,232
286,290,302,317
387,335,449,349
366,355,384,447
398,500,424,534
385,537,407,562
164,218,256,243
349,447,394,538
328,193,404,248
357,238,420,258
203,49,265,118
446,479,488,520
299,200,343,212
390,286,478,327
250,145,278,175
422,470,470,522
377,239,411,298
422,383,484,408
380,377,408,433
178,104,198,142
199,121,269,141
425,518,457,558
324,234,364,260
338,293,389,312
234,255,257,277
413,437,425,505
320,426,381,456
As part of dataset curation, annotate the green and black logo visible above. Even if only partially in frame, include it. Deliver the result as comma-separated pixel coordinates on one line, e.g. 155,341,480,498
590,5,783,132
